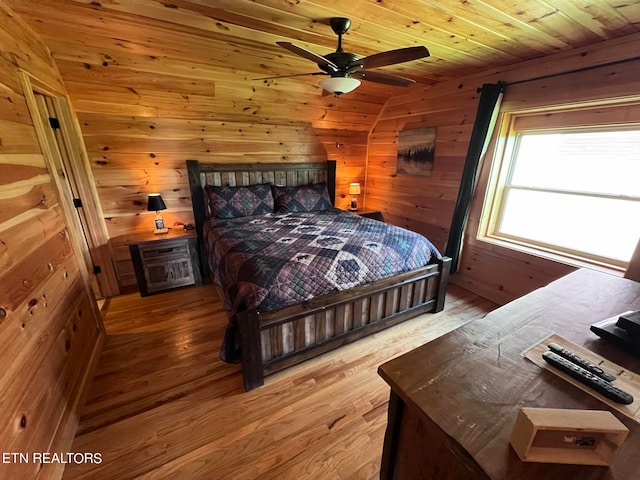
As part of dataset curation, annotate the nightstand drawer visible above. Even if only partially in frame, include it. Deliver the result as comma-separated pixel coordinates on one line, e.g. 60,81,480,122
139,240,190,261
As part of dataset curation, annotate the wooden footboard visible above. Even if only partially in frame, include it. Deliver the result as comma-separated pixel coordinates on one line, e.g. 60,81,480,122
238,256,451,391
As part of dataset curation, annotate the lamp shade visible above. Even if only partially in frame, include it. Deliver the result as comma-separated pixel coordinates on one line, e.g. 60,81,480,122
147,193,167,212
319,77,361,95
348,183,361,195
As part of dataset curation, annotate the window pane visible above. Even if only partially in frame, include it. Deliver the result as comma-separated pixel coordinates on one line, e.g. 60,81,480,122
499,189,640,262
511,130,640,197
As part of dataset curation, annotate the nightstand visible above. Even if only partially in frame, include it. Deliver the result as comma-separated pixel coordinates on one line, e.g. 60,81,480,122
128,229,202,296
354,208,384,222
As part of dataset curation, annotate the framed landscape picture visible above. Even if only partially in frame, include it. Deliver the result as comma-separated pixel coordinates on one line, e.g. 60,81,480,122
396,127,436,176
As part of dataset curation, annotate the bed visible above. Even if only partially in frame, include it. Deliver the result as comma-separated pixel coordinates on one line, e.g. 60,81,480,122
187,159,451,391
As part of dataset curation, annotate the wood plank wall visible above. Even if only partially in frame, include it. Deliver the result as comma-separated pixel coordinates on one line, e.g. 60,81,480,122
0,2,104,479
367,33,640,305
3,1,377,291
77,100,368,290
7,1,639,297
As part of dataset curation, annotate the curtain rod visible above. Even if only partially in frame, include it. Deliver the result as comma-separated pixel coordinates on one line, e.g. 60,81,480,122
502,55,640,88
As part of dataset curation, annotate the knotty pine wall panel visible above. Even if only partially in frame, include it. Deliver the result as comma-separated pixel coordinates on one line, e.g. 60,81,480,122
368,35,640,304
0,2,103,478
74,107,367,288
365,99,473,251
7,3,376,291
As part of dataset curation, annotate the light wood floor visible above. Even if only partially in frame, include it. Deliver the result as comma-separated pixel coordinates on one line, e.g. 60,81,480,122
63,283,497,480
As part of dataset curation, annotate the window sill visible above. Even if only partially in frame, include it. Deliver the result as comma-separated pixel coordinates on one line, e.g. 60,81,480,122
477,234,627,278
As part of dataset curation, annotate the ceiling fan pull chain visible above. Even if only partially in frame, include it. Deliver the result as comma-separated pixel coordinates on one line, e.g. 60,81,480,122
335,95,340,148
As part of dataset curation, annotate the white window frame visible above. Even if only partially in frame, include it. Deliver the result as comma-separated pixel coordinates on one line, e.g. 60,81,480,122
479,101,640,273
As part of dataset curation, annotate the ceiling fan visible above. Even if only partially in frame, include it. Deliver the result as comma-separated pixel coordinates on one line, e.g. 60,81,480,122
256,17,430,95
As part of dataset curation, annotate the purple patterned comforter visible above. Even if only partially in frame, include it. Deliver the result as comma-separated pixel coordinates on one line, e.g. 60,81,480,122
204,208,441,314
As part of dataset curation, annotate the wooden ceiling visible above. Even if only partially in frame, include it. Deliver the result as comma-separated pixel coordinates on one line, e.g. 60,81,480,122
11,0,640,107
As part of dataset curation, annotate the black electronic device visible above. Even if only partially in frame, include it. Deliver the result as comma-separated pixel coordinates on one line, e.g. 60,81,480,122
547,342,616,382
616,310,640,337
542,351,634,404
591,311,640,358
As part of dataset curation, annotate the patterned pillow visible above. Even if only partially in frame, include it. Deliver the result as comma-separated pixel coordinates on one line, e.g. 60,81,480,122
273,183,334,213
205,183,274,219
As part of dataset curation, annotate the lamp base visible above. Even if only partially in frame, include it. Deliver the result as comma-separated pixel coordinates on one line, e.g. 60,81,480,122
153,215,167,234
348,207,359,212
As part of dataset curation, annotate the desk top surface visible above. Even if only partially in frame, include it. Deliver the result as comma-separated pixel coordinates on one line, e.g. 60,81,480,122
379,269,640,479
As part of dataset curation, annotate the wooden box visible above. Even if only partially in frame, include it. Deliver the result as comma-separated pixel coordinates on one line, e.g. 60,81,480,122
509,408,629,465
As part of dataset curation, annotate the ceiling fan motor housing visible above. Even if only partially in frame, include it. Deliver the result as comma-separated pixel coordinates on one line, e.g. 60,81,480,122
320,51,361,75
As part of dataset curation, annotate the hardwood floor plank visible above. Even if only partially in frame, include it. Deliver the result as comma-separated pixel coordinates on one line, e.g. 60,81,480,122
63,283,496,479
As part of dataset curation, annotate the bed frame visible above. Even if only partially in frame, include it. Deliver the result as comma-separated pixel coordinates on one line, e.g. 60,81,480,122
186,159,451,391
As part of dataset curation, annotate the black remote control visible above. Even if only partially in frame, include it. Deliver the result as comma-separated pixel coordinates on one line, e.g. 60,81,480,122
547,342,616,382
542,351,634,405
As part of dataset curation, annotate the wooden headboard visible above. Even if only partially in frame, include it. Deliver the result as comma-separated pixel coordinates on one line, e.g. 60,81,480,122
186,160,337,278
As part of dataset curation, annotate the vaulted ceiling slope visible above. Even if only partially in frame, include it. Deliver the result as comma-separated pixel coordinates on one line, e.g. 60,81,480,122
10,0,640,126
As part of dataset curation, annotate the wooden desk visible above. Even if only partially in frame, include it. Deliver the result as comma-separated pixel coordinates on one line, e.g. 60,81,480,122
378,269,640,480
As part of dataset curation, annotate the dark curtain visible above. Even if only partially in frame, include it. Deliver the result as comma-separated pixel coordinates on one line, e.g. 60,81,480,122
445,82,505,272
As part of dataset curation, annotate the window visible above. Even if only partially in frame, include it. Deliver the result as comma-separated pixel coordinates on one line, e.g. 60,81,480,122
481,104,640,271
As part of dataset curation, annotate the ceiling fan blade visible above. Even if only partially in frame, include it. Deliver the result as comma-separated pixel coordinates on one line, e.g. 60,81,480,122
352,46,430,70
352,70,415,87
253,72,325,80
276,41,338,71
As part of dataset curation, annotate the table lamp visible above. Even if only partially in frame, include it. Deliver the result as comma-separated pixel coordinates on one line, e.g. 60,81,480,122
348,183,361,211
147,193,168,234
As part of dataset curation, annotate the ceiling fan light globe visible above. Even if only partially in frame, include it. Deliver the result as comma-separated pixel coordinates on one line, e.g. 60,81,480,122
319,77,361,95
